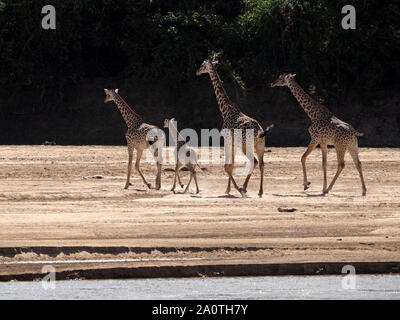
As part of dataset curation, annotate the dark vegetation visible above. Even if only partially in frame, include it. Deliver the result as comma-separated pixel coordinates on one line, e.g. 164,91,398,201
0,0,399,146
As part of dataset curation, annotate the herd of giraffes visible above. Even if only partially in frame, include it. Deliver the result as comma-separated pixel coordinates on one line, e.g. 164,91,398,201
103,59,367,198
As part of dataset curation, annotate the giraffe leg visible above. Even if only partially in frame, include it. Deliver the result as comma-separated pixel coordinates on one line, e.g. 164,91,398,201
225,137,234,194
256,144,265,198
171,163,178,193
348,138,367,196
124,145,134,189
224,163,243,195
224,136,243,196
176,165,184,188
326,146,346,194
225,177,232,194
183,165,194,194
193,170,200,194
241,144,258,194
184,164,200,194
224,144,244,196
135,149,151,189
156,162,162,190
301,142,318,190
154,148,162,190
321,143,328,193
171,162,182,193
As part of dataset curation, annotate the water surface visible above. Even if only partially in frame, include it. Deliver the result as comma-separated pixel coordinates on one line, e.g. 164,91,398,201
0,275,399,300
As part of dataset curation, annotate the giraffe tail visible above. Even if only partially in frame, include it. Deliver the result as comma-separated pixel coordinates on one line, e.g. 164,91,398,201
258,124,275,138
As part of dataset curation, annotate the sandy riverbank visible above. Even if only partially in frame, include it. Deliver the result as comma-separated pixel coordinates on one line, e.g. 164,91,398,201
0,146,399,280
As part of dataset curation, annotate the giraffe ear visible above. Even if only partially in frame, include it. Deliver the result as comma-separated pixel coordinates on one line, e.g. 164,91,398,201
104,89,108,94
115,89,119,93
291,74,296,78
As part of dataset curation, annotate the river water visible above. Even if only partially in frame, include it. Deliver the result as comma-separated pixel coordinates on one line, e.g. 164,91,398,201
0,275,399,300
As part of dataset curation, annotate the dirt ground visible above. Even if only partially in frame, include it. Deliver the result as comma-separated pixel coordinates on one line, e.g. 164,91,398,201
0,146,399,278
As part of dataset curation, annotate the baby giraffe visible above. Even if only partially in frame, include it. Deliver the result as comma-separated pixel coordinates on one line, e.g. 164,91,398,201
270,74,366,196
104,89,163,190
164,118,200,194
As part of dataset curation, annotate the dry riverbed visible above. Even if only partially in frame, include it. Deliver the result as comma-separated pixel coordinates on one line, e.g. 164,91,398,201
0,146,399,280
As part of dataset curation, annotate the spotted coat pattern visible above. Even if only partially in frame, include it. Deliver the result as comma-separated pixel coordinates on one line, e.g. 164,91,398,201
163,118,200,194
104,89,162,190
270,73,366,195
197,59,267,197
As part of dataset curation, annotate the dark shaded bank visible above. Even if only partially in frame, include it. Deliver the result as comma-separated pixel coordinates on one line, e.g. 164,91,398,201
1,261,399,282
1,246,399,281
1,1,399,146
0,246,272,257
0,78,399,147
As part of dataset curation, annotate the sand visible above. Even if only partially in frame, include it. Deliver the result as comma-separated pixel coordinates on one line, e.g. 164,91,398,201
0,145,399,279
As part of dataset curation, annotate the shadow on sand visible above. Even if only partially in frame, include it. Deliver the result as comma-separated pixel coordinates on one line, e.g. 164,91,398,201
272,192,326,198
199,194,246,199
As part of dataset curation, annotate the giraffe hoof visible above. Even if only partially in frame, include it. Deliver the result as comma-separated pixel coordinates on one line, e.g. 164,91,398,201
147,183,152,189
180,184,184,188
304,181,311,190
362,190,366,196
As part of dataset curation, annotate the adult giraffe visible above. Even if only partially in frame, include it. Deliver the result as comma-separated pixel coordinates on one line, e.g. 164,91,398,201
197,59,273,197
270,73,366,196
104,89,163,190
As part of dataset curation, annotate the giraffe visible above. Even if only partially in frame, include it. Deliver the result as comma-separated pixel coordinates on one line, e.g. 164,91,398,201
197,59,273,197
163,118,200,194
270,73,366,196
104,89,163,190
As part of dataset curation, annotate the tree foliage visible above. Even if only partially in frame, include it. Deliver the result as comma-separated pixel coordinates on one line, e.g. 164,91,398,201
0,0,399,113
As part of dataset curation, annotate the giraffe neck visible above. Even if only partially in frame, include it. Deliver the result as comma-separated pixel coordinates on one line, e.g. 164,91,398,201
287,78,332,121
112,93,143,128
208,65,240,119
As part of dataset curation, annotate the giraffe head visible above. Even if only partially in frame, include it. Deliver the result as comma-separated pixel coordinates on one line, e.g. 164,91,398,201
270,73,296,87
164,118,176,128
196,59,214,76
163,117,176,128
103,88,119,103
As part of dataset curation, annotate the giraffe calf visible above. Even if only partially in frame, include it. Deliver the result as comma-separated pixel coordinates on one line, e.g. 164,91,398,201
164,118,201,194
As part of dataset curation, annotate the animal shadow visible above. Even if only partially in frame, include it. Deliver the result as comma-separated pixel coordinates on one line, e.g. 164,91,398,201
273,192,326,198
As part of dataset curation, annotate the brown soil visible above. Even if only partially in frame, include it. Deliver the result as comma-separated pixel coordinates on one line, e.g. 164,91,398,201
0,146,399,279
